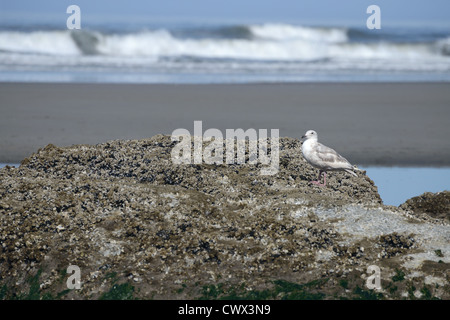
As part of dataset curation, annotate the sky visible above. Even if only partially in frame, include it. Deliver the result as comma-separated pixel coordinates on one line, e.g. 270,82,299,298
1,0,450,27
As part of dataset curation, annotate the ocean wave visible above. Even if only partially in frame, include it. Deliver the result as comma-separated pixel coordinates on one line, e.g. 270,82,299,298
0,30,80,55
437,37,450,56
0,23,449,77
248,23,348,43
0,28,446,60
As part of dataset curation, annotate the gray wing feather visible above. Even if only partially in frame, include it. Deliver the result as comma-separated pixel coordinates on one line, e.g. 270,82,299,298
315,143,353,170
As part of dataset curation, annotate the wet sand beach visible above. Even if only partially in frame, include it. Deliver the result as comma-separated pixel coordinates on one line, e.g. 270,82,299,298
1,82,449,165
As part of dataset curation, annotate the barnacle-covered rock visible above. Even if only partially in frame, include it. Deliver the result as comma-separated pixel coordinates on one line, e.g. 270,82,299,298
400,191,450,222
0,135,448,300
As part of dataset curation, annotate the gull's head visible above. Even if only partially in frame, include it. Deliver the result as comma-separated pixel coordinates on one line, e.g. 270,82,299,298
301,130,318,141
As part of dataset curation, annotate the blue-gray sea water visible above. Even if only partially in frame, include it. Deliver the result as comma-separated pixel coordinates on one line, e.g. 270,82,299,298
1,21,449,83
360,167,450,206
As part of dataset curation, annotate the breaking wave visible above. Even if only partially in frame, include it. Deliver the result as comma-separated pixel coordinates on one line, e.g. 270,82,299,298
1,23,447,60
0,22,449,82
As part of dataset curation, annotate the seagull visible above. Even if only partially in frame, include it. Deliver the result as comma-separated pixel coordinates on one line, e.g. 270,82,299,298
301,130,357,186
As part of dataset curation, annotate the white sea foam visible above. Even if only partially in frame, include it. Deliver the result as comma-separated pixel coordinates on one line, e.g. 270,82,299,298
0,30,81,55
97,30,330,60
249,23,348,43
0,25,444,61
0,23,449,82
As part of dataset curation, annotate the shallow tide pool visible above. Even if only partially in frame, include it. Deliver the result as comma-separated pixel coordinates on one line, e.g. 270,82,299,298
1,164,449,207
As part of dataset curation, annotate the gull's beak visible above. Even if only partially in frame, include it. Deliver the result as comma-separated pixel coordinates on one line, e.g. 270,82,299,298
301,135,306,139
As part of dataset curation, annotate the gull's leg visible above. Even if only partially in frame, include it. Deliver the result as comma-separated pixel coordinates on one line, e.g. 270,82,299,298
311,170,326,186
